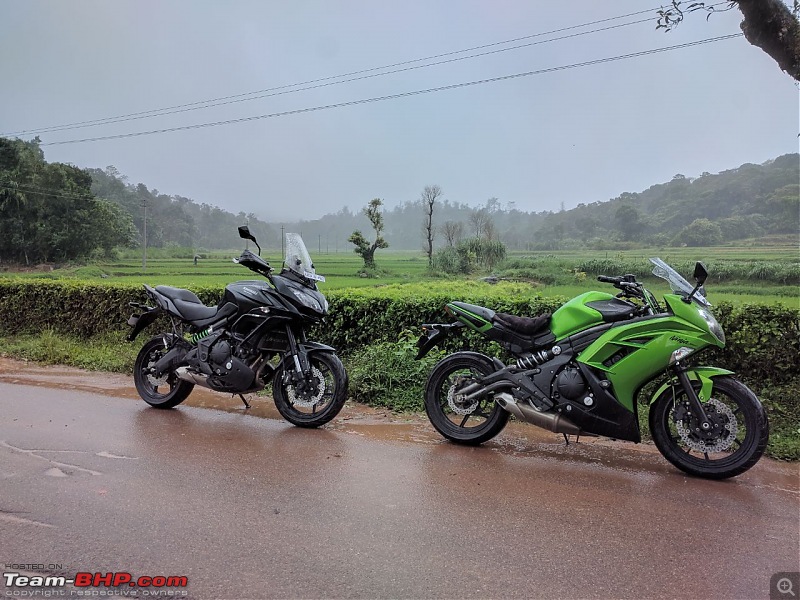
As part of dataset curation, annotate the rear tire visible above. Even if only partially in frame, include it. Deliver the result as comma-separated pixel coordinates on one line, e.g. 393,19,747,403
650,375,768,479
424,352,510,445
273,351,348,428
133,335,194,409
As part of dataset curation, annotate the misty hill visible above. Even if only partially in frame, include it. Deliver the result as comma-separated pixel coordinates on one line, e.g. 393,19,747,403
5,134,795,259
90,152,797,252
288,153,799,251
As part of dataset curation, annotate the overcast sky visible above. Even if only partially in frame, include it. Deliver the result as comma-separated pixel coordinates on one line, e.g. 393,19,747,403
1,1,797,221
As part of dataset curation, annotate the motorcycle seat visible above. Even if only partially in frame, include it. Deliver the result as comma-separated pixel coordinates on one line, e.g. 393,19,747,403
494,312,551,335
155,285,218,321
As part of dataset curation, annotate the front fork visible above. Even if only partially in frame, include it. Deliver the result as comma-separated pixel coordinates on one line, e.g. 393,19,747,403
285,325,309,376
672,364,714,433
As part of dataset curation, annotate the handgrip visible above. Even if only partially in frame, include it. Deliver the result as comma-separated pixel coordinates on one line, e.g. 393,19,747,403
597,275,621,284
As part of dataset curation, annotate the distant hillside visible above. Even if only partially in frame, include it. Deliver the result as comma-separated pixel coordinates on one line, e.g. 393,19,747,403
59,146,800,252
286,153,799,251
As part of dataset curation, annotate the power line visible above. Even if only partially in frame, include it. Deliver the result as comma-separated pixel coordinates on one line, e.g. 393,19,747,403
5,16,657,137
4,2,731,138
39,34,744,147
0,182,96,202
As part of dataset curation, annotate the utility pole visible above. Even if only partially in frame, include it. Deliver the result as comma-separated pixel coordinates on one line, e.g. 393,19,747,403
318,234,321,254
141,198,147,271
281,225,285,259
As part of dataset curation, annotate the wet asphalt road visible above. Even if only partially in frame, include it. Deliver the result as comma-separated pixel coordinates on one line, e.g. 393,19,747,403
0,365,798,600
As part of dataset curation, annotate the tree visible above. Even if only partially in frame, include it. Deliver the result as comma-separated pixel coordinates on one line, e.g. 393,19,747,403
0,137,135,263
468,208,493,239
348,198,389,269
440,220,464,247
615,204,645,241
657,0,800,81
420,184,443,266
674,218,723,246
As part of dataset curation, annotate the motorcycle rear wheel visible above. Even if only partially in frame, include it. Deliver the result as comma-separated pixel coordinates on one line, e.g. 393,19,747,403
424,352,510,445
649,375,769,479
272,351,348,428
134,335,194,409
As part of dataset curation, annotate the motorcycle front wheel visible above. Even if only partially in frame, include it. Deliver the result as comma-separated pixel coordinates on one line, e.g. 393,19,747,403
272,351,348,428
649,375,769,479
424,352,510,445
133,335,194,409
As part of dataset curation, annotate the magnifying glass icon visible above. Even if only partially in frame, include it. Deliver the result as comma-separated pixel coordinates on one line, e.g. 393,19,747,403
778,578,796,597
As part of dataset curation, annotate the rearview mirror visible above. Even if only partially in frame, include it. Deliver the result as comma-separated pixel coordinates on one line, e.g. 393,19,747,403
693,261,708,285
238,225,261,256
238,225,255,242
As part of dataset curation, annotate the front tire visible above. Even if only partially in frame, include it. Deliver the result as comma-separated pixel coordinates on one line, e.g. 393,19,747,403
650,375,769,479
424,352,510,445
133,335,194,409
273,351,348,428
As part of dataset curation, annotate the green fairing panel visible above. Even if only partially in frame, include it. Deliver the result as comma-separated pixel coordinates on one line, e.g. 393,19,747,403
446,302,493,333
651,367,735,405
550,291,613,338
577,309,720,413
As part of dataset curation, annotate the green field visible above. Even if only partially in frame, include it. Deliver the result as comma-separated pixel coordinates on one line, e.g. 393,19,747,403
2,245,798,307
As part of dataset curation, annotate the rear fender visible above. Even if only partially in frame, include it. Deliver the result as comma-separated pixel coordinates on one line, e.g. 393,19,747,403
650,367,735,405
415,322,465,359
126,305,161,342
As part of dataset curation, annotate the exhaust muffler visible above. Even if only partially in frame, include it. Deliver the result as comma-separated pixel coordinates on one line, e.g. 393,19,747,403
175,367,213,389
495,392,581,436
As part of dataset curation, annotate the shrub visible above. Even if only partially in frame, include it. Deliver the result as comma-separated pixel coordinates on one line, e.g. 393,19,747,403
345,331,445,412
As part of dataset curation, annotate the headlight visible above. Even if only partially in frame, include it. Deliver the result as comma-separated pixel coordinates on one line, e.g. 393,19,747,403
698,307,725,344
291,289,324,313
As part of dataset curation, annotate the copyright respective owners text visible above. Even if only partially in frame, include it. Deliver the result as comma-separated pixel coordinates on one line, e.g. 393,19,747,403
3,566,189,598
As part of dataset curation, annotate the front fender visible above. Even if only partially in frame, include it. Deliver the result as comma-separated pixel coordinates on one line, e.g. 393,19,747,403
299,341,336,354
650,367,735,405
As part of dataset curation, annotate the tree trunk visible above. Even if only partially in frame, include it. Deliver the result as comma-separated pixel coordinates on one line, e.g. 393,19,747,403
737,0,800,81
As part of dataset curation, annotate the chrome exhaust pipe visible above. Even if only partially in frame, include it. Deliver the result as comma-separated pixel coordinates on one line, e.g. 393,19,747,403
495,392,581,436
175,367,213,389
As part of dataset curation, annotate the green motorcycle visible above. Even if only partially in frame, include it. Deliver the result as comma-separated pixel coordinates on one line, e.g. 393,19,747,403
415,258,769,479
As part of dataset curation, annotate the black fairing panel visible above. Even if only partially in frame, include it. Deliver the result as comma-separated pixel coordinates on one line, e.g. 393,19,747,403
224,281,282,316
271,274,326,317
561,363,640,442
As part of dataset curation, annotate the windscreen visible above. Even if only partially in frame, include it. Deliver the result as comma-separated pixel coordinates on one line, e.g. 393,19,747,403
649,257,710,306
284,233,324,282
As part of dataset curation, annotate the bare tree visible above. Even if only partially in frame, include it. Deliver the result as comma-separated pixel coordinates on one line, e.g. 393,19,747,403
440,220,464,247
657,0,800,81
420,185,443,266
468,208,493,239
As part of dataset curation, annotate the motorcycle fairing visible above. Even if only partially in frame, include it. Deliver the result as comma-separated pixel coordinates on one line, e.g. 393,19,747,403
577,298,721,413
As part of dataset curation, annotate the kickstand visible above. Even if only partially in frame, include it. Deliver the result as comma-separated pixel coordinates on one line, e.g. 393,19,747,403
239,394,251,409
562,433,570,445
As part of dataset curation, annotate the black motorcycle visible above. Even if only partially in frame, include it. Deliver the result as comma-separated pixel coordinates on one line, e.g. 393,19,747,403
127,226,347,427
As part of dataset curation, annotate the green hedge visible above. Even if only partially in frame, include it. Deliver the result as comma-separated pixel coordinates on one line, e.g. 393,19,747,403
0,279,797,388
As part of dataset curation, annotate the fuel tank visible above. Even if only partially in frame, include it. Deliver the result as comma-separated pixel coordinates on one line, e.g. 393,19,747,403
223,280,273,315
550,291,615,339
